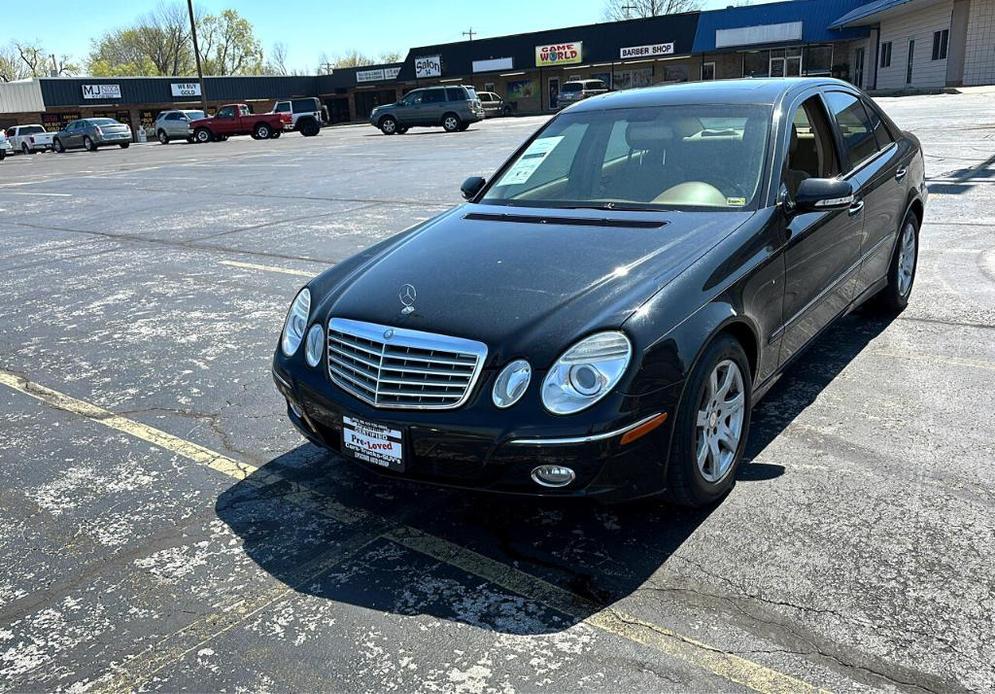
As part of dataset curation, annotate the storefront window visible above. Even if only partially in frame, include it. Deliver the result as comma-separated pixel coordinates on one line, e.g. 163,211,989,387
614,67,654,90
743,51,769,78
804,45,834,75
662,64,689,82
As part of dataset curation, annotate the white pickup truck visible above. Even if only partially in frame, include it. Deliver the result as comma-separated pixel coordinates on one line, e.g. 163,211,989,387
7,124,55,154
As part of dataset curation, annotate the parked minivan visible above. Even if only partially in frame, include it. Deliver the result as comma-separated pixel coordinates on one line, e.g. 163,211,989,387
558,79,610,107
369,85,484,135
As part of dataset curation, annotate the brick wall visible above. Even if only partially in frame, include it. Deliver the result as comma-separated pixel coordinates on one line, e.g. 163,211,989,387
962,0,995,85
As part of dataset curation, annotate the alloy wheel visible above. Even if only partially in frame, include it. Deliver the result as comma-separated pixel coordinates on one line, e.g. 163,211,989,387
695,359,746,484
897,221,917,297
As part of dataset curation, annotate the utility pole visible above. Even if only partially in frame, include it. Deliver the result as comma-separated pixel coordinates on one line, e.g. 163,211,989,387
186,0,208,113
462,27,477,41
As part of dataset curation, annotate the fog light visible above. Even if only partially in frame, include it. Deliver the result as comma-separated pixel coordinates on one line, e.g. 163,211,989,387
287,398,304,418
531,465,576,488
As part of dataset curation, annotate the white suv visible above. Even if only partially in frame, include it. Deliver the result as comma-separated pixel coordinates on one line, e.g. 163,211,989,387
272,98,325,136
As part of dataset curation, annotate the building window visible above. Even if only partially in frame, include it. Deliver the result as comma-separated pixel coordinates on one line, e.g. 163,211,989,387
880,41,892,68
907,39,915,83
932,29,949,60
803,45,834,75
743,50,770,77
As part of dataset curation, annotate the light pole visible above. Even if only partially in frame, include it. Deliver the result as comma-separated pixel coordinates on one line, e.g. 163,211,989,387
186,0,208,113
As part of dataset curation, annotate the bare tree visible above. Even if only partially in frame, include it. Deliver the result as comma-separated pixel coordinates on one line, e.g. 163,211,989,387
603,0,702,20
265,42,289,75
134,2,193,75
0,40,76,80
0,44,31,81
328,49,405,69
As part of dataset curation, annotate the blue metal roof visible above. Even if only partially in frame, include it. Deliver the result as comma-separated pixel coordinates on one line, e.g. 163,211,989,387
829,0,917,28
694,0,870,53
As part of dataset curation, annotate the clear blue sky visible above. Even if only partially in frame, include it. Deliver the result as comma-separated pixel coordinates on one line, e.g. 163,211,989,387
1,0,751,74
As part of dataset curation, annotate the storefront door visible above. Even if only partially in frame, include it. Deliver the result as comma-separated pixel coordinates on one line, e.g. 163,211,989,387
547,77,560,111
854,47,865,88
770,48,802,77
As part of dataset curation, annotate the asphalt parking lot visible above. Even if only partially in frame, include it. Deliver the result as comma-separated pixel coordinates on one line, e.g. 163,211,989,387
1,90,994,693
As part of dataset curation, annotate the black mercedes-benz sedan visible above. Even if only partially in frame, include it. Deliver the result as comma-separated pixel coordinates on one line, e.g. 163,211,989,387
272,78,926,507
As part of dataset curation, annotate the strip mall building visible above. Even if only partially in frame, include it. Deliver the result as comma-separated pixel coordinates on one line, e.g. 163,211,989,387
1,0,993,135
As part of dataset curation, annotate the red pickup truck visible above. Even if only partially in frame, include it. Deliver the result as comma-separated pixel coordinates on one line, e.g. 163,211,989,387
190,104,291,143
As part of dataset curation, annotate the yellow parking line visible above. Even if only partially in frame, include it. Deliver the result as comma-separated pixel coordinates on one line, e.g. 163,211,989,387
219,260,314,278
0,369,829,694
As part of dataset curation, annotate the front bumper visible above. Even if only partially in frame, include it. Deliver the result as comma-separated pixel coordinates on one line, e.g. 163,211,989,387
272,358,680,501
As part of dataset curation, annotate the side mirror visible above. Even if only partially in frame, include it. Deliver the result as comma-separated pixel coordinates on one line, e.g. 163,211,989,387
793,178,854,212
461,176,486,200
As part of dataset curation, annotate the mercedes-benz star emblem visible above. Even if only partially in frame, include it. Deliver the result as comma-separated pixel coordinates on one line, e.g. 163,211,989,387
399,284,417,315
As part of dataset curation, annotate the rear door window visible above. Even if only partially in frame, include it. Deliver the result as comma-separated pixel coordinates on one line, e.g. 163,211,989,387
422,89,446,104
861,97,896,148
824,91,879,169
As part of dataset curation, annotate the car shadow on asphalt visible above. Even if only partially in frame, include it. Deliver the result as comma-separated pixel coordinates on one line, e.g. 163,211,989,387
215,311,892,634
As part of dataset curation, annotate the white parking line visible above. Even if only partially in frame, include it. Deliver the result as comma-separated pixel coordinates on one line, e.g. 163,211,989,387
0,191,72,197
0,368,828,694
219,260,315,278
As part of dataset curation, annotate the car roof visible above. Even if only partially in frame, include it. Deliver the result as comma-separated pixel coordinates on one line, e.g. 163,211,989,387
567,77,855,112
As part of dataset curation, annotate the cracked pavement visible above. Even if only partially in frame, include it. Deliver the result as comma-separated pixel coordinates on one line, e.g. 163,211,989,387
1,93,994,693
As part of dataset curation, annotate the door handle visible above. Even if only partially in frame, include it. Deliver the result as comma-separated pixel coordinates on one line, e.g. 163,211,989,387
895,167,908,181
848,199,865,216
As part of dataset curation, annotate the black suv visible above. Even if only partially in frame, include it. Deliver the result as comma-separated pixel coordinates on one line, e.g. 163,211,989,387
369,86,485,135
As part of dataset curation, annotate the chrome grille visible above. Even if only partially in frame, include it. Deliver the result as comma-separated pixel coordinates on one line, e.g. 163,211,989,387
327,317,487,410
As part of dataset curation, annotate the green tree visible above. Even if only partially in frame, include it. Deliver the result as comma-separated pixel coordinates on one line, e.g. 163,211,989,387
198,9,264,75
87,5,266,77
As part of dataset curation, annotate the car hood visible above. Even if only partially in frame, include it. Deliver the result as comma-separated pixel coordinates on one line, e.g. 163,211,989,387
315,203,755,366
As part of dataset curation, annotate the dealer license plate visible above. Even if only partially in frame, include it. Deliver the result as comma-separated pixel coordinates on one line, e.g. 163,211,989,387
342,416,404,472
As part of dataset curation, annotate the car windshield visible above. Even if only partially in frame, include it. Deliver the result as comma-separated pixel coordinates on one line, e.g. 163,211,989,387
482,104,772,211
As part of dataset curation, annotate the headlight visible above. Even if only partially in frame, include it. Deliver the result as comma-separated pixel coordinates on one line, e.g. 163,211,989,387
492,359,531,408
304,324,324,367
280,287,311,357
541,332,631,415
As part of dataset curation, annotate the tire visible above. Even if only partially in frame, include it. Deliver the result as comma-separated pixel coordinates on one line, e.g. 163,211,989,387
21,143,31,155
186,136,195,144
870,211,919,314
442,113,462,132
664,334,752,508
253,123,272,140
119,143,130,149
299,118,320,137
379,115,398,135
0,149,4,161
194,128,213,144
53,138,65,153
396,126,408,134
269,131,281,139
83,136,96,152
458,121,470,131
157,130,169,145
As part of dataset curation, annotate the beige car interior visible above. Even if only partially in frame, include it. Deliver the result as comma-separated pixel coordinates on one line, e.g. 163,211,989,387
785,97,840,197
